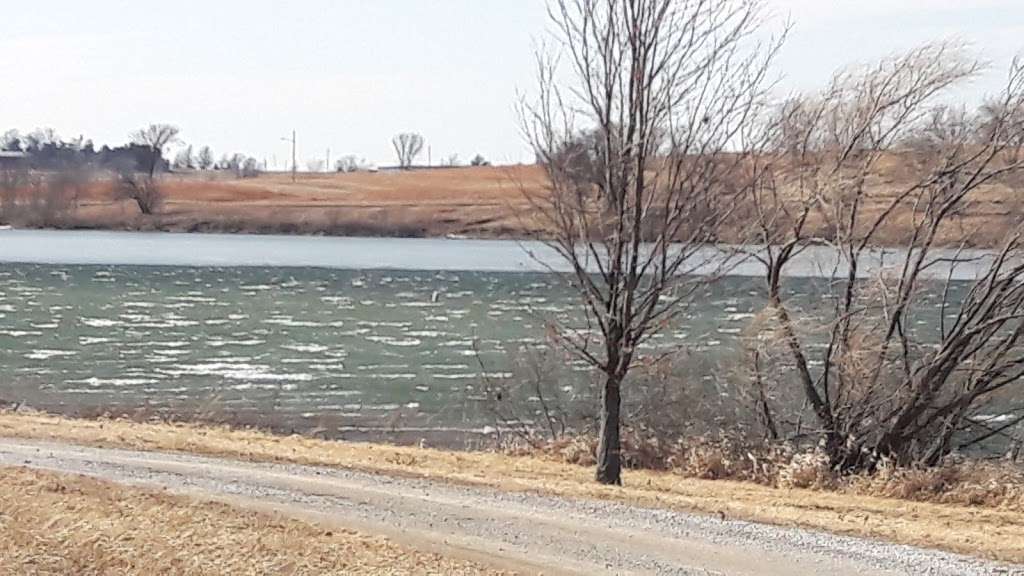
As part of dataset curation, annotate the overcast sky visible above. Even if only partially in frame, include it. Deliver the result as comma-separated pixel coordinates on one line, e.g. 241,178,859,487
2,1,1022,168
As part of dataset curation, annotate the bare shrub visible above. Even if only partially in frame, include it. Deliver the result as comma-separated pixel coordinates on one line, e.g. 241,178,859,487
746,44,1024,472
116,171,163,215
0,167,83,227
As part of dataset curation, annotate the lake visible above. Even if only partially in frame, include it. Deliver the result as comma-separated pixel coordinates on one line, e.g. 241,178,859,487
0,230,994,443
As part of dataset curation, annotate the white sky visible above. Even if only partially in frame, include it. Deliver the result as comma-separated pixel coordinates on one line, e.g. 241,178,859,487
1,1,1022,168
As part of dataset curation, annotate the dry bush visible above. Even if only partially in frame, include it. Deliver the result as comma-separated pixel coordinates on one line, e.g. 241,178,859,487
117,172,163,215
0,168,83,227
746,44,1024,473
528,431,1024,509
848,459,1024,508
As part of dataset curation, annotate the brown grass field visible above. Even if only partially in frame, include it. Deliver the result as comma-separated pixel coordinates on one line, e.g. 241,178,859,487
0,467,496,576
70,166,546,239
1,412,1022,564
46,160,1024,246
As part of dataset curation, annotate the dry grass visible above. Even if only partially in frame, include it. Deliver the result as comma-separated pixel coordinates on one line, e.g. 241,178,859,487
1,412,1023,564
0,466,496,576
536,434,1024,509
21,158,1024,246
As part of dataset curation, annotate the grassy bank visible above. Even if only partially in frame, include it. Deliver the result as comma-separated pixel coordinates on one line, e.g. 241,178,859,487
4,161,1022,246
0,466,495,576
1,411,1022,564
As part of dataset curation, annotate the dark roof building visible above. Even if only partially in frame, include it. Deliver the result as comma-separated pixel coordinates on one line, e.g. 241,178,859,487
0,151,27,169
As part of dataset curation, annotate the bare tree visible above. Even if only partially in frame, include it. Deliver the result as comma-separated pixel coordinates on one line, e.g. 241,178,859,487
241,157,261,178
521,0,782,485
335,155,361,173
173,145,194,170
197,146,215,170
131,124,179,177
746,43,1024,472
0,129,21,152
116,171,163,215
392,133,424,169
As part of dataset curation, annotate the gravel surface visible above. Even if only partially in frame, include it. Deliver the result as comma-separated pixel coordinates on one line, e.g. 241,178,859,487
0,438,1020,576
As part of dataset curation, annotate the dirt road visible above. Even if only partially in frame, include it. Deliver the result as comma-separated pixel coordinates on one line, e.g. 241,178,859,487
0,438,1017,576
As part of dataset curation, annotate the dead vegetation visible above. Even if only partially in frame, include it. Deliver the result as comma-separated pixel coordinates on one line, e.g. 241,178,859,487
742,43,1024,473
0,466,496,576
1,411,1023,563
0,160,1021,244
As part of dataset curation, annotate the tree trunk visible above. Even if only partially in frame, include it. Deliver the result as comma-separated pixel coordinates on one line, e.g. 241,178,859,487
595,372,622,486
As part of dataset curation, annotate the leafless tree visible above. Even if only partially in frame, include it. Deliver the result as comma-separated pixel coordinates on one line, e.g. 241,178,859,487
116,171,163,215
521,0,783,484
173,145,194,170
197,146,215,170
241,157,261,178
131,124,180,177
392,133,424,169
746,43,1024,472
1,129,22,151
335,155,361,173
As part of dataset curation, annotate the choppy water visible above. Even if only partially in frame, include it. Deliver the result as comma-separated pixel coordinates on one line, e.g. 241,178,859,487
0,263,777,435
0,230,994,442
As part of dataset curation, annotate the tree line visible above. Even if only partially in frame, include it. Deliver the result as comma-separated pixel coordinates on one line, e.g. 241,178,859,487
1,125,261,177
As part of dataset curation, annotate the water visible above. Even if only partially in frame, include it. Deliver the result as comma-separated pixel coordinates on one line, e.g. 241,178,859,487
0,230,998,441
0,263,772,435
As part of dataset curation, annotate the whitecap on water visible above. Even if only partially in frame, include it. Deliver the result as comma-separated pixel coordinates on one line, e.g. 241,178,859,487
405,330,444,338
25,349,77,360
159,362,313,382
357,320,411,328
207,338,266,348
365,335,422,347
281,343,330,353
432,373,478,380
29,322,59,329
0,330,42,337
67,377,159,387
266,318,323,327
81,317,120,328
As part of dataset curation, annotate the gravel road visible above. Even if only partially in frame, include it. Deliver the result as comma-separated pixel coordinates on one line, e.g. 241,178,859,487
0,438,1019,576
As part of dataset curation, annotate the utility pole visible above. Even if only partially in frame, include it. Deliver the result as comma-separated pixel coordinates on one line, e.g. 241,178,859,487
281,130,297,181
326,148,331,173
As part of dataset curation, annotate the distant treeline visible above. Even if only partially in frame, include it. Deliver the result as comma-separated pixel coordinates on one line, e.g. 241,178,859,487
1,129,163,174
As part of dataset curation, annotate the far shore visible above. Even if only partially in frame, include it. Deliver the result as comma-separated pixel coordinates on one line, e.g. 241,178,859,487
4,160,1022,248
